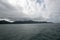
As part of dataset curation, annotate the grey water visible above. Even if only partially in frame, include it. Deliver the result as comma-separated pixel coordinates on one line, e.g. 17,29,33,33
0,23,60,40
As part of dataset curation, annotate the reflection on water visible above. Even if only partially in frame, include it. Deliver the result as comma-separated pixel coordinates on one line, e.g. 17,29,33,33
0,23,60,40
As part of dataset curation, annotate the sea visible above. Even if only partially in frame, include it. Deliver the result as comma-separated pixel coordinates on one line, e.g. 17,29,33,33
0,23,60,40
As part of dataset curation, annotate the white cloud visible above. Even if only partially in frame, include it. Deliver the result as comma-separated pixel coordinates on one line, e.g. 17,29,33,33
44,0,60,23
7,0,49,20
0,0,60,22
0,0,48,21
0,0,29,20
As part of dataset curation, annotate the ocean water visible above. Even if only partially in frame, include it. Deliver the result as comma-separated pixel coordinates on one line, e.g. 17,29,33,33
0,23,60,40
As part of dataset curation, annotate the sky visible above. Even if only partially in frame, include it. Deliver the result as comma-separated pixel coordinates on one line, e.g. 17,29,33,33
0,0,60,23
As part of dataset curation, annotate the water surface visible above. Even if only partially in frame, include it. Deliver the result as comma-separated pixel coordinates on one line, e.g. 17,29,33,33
0,23,60,40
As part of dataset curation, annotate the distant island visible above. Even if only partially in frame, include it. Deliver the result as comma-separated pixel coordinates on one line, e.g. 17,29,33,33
0,20,52,24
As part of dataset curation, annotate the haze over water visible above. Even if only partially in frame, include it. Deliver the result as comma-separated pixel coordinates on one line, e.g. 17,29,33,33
0,23,60,40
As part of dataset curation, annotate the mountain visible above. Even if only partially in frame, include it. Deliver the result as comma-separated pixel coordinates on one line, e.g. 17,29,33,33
0,20,52,24
0,20,12,24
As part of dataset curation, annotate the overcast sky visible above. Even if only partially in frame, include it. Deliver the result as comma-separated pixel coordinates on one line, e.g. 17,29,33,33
0,0,60,23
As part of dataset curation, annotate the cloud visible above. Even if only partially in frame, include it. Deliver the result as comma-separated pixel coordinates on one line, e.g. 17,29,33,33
0,0,29,20
0,18,14,22
0,0,48,21
0,0,60,23
44,0,60,23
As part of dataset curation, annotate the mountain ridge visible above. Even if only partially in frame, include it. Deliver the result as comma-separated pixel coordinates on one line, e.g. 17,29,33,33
0,20,52,24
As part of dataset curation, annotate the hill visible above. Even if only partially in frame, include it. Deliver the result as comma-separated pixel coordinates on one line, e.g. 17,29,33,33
0,20,52,24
